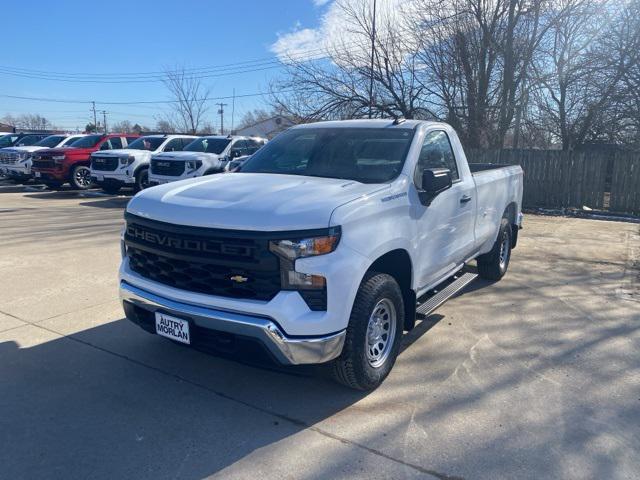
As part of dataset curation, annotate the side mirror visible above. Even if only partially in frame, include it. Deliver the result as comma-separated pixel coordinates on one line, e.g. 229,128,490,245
419,168,452,205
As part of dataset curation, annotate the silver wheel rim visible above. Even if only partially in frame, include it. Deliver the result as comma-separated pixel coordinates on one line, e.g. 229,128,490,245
498,233,510,269
365,298,397,368
75,167,91,188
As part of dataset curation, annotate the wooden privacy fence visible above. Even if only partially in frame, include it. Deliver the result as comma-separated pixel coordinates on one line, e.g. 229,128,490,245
468,149,640,216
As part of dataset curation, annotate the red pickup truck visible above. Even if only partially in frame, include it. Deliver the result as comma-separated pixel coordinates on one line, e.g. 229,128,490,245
32,133,139,190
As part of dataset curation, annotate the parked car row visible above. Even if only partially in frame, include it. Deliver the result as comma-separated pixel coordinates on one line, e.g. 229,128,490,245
0,132,267,191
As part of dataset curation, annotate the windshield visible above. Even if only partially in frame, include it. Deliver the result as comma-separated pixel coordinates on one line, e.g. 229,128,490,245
14,135,44,147
35,135,67,148
126,136,165,151
184,137,230,154
0,134,18,148
69,135,103,148
241,127,415,183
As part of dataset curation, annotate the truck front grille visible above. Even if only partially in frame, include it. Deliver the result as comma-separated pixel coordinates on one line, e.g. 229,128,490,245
32,158,56,169
91,156,119,171
151,159,185,176
124,214,282,301
0,152,16,164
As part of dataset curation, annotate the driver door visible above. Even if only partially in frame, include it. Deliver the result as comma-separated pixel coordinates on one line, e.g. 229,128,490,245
412,130,477,289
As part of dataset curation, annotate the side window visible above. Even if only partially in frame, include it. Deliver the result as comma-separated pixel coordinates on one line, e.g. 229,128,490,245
99,140,111,150
415,130,459,187
110,137,123,149
245,139,262,155
163,138,183,152
230,140,247,158
181,138,193,149
125,136,138,146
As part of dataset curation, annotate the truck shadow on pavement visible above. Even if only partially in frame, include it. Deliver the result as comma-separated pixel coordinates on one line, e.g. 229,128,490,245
0,306,460,480
0,318,379,479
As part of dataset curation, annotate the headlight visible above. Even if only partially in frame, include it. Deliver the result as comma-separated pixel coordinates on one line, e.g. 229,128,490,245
52,155,65,163
269,229,339,308
18,153,31,162
120,155,135,166
186,160,202,171
269,229,341,261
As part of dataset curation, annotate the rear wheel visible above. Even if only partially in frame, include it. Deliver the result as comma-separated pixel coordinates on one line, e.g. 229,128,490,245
134,167,149,192
69,165,93,190
477,217,512,281
330,272,404,390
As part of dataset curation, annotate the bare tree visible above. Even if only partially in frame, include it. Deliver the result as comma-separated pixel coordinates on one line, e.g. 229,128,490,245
3,113,54,131
529,0,640,149
409,0,554,148
272,0,429,121
161,66,211,134
111,120,134,134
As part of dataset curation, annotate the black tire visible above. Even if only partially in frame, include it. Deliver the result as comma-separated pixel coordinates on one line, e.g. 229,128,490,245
101,185,121,195
330,272,404,390
477,217,512,281
69,165,93,190
134,167,149,192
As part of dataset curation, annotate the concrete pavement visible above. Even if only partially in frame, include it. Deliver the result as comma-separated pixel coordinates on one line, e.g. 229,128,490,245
1,180,638,479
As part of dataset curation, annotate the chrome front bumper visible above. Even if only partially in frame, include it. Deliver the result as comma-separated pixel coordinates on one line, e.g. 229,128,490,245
120,281,345,365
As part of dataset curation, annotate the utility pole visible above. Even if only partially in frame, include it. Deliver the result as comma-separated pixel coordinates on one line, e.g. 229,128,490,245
231,89,236,135
100,110,108,133
368,0,377,119
217,102,228,135
91,101,97,130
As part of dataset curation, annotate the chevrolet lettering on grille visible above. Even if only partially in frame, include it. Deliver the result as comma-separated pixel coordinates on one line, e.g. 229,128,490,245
126,225,251,256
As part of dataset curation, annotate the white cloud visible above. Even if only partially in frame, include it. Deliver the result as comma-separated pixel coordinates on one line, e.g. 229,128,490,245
271,0,416,64
313,0,333,5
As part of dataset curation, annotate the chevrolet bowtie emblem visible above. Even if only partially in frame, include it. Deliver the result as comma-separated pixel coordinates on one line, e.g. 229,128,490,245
230,275,249,283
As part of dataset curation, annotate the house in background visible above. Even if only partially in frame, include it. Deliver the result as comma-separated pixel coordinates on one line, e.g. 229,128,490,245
0,122,16,132
234,115,296,139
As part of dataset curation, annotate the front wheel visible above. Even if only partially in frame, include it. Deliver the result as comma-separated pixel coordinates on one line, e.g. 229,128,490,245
477,217,512,281
69,165,93,190
330,272,404,390
134,167,149,192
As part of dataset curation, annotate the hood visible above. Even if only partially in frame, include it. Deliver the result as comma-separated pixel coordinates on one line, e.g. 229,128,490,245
93,148,151,158
152,151,220,161
5,146,47,153
127,173,388,231
44,146,94,156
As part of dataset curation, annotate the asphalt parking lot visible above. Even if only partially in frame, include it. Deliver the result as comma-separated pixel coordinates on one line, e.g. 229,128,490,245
1,179,639,480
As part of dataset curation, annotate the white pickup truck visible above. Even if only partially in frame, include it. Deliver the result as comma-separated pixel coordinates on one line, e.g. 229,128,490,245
90,134,197,193
120,120,523,390
0,134,86,182
148,135,266,185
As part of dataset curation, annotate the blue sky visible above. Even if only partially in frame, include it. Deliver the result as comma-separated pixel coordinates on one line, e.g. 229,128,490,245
0,0,331,131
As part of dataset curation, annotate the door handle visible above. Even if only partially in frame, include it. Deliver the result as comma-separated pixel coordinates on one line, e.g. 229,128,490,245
460,195,472,204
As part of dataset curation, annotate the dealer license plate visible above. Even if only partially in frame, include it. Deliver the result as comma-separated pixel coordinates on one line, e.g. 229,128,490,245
96,174,104,181
155,312,190,344
34,171,41,178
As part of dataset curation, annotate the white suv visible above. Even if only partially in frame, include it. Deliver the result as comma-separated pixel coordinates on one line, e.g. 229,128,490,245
1,134,86,182
90,134,197,194
148,135,266,186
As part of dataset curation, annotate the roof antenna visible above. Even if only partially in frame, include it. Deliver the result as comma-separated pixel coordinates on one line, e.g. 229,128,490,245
392,116,406,125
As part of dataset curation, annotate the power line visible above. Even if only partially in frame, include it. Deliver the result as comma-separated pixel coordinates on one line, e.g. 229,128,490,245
0,20,418,85
0,89,291,106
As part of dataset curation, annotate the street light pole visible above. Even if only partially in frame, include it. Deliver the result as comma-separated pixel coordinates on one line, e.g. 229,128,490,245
368,0,377,119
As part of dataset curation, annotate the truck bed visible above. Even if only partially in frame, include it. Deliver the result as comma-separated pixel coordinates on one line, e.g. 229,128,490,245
468,163,513,173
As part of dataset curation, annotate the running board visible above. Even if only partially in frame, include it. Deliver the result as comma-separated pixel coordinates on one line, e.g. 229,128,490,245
416,272,477,317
